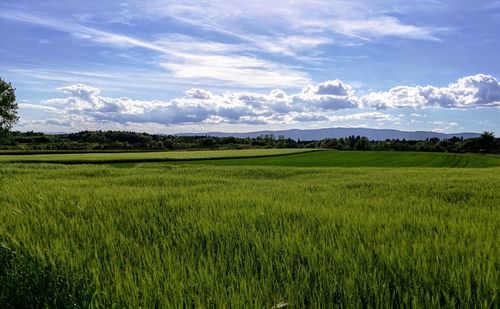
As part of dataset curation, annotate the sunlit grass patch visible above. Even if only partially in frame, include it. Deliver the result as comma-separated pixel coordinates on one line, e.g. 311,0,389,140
0,161,498,307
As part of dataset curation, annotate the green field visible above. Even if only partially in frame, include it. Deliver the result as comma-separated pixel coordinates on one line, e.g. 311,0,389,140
189,150,500,168
0,148,311,163
1,151,499,307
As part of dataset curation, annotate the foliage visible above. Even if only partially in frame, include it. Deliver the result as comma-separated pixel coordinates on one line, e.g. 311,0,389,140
0,78,18,133
1,130,499,153
0,159,499,307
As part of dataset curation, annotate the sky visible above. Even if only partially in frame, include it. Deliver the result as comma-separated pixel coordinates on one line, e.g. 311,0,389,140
0,0,499,134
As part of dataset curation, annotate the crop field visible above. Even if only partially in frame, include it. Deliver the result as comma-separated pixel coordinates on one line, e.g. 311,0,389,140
0,148,311,164
0,150,499,307
188,150,500,168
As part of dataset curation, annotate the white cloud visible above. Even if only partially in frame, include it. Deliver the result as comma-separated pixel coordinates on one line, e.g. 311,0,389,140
361,74,500,109
0,2,446,92
0,11,176,56
18,103,59,112
58,84,101,101
38,80,364,126
19,74,499,131
0,11,310,89
185,88,213,100
160,54,310,88
291,80,359,110
44,118,73,127
330,112,399,122
332,16,439,41
291,113,330,122
141,0,440,42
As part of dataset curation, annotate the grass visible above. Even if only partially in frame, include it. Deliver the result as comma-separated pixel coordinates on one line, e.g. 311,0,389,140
0,153,499,307
2,149,499,168
187,150,500,168
0,148,311,164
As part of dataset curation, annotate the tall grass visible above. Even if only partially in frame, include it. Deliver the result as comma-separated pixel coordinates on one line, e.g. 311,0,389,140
0,162,499,307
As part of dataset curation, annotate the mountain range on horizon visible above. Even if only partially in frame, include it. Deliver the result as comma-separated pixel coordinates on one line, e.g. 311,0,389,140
178,127,481,141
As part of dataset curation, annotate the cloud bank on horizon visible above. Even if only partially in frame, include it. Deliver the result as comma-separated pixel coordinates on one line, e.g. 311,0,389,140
19,74,500,131
0,0,499,133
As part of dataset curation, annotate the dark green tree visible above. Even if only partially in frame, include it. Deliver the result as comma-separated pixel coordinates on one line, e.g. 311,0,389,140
0,78,18,133
478,131,496,153
355,136,371,150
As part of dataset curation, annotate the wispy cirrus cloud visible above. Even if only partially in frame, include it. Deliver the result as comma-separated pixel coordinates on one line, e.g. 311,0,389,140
2,0,498,134
138,0,442,41
330,17,439,41
159,55,309,88
0,10,176,55
0,10,311,89
0,0,446,93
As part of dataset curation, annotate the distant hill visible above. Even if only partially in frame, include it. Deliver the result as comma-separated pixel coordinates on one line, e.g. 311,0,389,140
178,128,481,141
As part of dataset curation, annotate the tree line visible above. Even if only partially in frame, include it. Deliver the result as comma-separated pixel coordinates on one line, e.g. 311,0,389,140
0,78,498,154
0,130,498,154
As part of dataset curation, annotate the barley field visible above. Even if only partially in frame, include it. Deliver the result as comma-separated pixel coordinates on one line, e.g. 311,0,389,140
0,151,499,307
0,148,311,164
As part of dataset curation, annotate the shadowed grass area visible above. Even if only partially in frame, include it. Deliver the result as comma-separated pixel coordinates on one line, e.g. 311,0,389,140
0,163,499,307
187,150,500,168
0,241,93,308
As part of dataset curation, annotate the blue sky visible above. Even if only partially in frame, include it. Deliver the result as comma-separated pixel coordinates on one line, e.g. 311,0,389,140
1,0,499,134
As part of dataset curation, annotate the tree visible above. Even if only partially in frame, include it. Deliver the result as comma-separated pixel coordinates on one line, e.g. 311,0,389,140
478,131,496,153
0,78,18,133
354,136,371,150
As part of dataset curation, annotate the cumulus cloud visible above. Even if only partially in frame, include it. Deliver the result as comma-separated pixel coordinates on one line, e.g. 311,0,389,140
361,74,500,109
291,113,329,122
292,80,359,110
57,84,101,100
38,80,364,126
185,88,213,99
27,74,499,129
